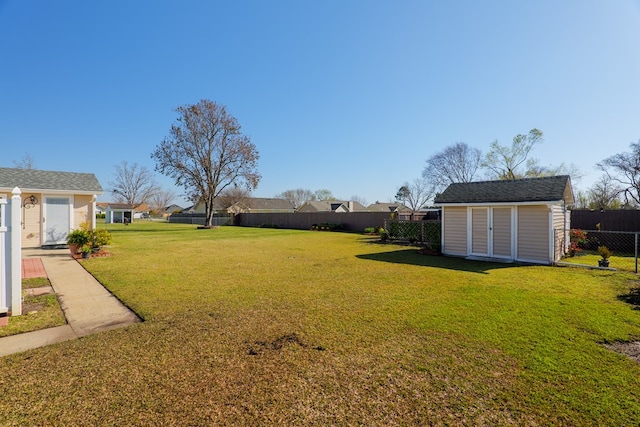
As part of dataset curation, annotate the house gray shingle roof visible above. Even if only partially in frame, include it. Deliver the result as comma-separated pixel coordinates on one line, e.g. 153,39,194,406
0,167,103,194
434,175,573,205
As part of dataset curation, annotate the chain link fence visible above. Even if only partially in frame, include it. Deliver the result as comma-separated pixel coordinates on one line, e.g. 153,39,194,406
557,229,640,273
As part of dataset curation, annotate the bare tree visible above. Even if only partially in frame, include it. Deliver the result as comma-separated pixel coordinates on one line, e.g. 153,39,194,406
587,175,622,210
315,189,335,201
217,187,250,211
109,161,159,208
350,194,367,207
152,99,260,227
148,188,176,216
13,153,36,169
597,141,640,206
275,188,316,209
396,178,436,211
423,142,481,191
483,129,544,180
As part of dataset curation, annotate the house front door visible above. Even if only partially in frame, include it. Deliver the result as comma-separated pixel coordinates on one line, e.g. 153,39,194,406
43,196,71,245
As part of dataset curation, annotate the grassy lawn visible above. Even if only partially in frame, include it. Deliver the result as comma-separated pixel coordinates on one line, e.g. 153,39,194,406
1,222,640,425
0,278,66,338
562,251,639,273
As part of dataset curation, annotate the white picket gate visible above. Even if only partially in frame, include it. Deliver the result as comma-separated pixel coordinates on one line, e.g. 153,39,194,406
0,188,22,316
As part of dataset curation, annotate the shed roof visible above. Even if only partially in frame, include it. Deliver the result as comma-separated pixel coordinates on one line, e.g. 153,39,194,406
0,167,103,194
105,203,135,210
434,175,573,206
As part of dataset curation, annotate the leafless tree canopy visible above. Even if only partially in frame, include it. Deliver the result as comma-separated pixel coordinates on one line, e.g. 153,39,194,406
597,141,640,206
148,188,176,216
396,178,436,211
423,142,481,191
109,161,159,208
586,175,622,209
152,99,260,227
13,153,35,170
217,187,250,210
350,194,367,207
315,189,335,201
275,188,316,209
483,129,544,180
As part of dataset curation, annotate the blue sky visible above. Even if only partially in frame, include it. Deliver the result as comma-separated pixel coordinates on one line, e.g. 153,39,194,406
1,1,639,206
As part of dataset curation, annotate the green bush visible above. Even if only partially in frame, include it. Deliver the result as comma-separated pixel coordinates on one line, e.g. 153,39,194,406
66,229,90,246
311,223,342,231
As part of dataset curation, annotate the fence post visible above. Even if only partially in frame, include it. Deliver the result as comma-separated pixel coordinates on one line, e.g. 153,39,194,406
10,187,21,315
635,233,638,274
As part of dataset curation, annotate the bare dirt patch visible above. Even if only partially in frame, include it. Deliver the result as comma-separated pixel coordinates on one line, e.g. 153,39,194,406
603,341,640,363
245,333,325,355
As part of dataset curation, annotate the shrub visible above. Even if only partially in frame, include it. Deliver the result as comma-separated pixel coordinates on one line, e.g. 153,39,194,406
598,245,611,260
364,227,376,234
66,229,90,246
311,223,342,231
90,229,112,247
568,229,588,256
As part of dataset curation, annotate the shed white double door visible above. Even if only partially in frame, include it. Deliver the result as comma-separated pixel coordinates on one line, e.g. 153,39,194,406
469,207,514,259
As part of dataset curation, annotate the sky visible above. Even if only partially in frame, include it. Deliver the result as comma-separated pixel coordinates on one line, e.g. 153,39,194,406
1,1,639,207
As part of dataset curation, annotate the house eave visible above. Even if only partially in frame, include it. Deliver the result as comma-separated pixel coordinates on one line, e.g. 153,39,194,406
0,187,102,196
435,200,566,208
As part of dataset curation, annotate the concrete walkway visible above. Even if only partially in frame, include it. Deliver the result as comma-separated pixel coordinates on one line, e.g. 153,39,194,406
0,248,140,357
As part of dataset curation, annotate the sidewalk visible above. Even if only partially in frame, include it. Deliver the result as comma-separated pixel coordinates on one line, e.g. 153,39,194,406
0,248,140,357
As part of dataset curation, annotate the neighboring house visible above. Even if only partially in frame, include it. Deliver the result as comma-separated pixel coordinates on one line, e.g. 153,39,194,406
133,203,150,219
95,202,107,215
433,175,574,265
0,167,103,248
367,203,410,213
226,197,294,214
164,204,184,214
297,200,367,213
104,203,135,224
192,197,294,214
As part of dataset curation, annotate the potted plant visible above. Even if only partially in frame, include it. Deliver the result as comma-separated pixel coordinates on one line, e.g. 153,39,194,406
66,229,89,255
80,245,92,259
598,245,611,267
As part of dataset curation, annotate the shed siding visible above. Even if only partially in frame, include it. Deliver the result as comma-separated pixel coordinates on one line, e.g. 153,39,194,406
552,204,567,262
517,206,549,262
492,207,512,257
443,207,467,255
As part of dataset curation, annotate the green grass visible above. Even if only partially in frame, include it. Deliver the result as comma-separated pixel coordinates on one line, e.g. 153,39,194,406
1,221,640,425
562,250,639,273
0,278,66,338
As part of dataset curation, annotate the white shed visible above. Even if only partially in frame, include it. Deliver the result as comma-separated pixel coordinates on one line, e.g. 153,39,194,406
434,176,574,265
105,203,135,224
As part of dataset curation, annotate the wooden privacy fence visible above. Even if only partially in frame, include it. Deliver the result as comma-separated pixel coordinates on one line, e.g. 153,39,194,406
1,188,23,316
168,213,233,226
234,211,395,232
571,209,640,232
